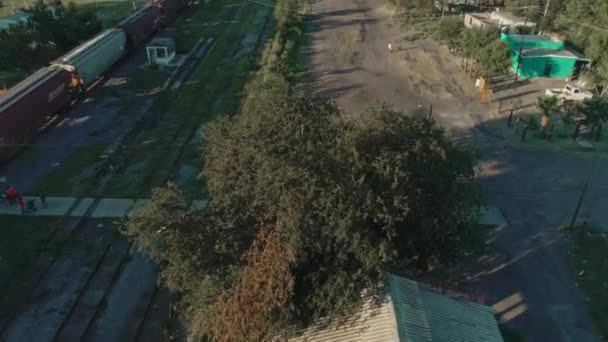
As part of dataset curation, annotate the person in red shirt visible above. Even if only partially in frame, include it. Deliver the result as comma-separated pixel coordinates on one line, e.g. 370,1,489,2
5,186,17,205
17,196,25,214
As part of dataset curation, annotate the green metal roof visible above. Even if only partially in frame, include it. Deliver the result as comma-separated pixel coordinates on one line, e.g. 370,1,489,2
388,274,503,342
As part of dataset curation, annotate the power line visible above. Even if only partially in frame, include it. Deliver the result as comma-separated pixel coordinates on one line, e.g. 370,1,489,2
542,9,608,34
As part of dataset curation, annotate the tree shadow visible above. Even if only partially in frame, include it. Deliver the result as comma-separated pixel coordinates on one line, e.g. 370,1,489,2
441,113,608,342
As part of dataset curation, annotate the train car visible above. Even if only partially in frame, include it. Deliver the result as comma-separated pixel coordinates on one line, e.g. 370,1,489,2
155,0,188,26
52,29,127,92
118,4,161,48
0,67,71,160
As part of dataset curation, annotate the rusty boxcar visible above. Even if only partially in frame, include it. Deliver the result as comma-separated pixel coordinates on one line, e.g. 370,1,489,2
0,67,71,160
118,4,161,48
155,0,188,25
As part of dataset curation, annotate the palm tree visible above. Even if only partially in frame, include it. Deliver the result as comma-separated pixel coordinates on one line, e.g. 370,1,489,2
536,96,559,132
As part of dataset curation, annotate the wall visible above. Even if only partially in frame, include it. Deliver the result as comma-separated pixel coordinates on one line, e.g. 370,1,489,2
511,52,576,78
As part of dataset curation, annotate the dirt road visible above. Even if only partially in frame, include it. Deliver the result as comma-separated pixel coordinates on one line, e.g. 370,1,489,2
308,0,605,341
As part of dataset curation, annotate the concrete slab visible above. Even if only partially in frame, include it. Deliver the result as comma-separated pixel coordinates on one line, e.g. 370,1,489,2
69,198,96,217
479,206,508,227
577,139,594,149
127,199,150,218
30,197,76,216
0,197,76,216
0,203,22,215
92,198,135,218
191,199,208,211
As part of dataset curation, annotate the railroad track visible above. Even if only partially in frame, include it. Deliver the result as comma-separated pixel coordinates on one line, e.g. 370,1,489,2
1,3,274,340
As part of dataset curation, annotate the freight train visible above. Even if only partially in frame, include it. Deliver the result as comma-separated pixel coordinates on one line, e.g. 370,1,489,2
0,0,191,161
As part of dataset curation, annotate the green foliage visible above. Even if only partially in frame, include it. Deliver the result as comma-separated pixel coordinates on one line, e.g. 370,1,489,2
579,97,608,139
477,40,512,77
0,21,57,72
536,96,559,115
552,0,608,90
125,0,483,338
526,115,539,130
458,26,500,58
435,17,465,49
0,0,101,73
127,77,482,337
390,0,435,17
568,229,608,339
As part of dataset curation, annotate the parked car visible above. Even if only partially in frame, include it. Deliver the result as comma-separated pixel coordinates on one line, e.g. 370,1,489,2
545,84,594,102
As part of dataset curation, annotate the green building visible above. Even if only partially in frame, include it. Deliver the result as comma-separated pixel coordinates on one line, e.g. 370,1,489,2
500,33,587,78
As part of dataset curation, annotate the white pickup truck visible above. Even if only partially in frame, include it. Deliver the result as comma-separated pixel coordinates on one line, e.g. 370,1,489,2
545,85,594,102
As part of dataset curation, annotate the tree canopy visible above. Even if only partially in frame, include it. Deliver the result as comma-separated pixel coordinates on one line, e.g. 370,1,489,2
477,39,512,77
0,0,100,73
436,16,465,49
126,71,483,339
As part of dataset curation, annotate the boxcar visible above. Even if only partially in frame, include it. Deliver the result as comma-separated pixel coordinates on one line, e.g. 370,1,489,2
52,29,127,91
155,0,187,25
118,4,161,48
0,67,71,160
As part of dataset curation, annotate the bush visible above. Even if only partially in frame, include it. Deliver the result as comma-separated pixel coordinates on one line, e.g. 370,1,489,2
527,116,540,130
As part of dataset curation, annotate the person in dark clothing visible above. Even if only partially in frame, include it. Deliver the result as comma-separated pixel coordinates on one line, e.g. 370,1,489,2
17,196,25,214
39,191,47,208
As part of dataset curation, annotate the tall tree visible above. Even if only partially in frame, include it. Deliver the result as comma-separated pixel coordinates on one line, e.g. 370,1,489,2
436,16,465,50
208,228,295,342
536,96,559,129
477,39,512,78
0,21,58,73
126,72,484,338
0,0,101,73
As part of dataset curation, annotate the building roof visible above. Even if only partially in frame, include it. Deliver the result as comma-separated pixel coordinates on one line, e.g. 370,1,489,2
518,47,579,59
467,13,499,26
285,297,399,342
506,34,559,43
491,11,534,26
282,275,503,342
388,274,503,342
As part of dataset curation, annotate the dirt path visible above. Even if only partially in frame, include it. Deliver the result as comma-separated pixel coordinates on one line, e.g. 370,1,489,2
308,1,604,341
308,0,486,133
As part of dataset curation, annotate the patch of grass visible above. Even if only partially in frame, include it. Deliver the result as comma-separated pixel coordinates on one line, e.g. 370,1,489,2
28,144,106,196
0,70,25,88
486,115,608,154
77,0,138,28
500,325,526,342
128,67,169,93
97,1,268,198
0,215,62,293
568,228,608,339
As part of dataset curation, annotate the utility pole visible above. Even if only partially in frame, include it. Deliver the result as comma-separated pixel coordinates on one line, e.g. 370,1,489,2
569,153,599,229
514,2,530,82
539,0,551,34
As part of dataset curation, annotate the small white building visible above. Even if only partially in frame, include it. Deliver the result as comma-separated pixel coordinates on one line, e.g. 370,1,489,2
464,10,535,30
490,10,536,28
145,38,177,66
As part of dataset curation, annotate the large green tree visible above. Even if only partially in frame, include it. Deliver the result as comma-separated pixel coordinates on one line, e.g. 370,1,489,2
126,72,483,338
0,21,58,73
477,39,512,77
436,16,465,49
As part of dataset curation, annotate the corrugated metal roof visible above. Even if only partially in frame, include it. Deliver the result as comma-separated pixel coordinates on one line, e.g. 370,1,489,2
279,275,502,342
388,274,503,342
283,298,399,342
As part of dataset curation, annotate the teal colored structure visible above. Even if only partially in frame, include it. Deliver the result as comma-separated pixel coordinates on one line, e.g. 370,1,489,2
501,33,582,78
388,274,504,341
